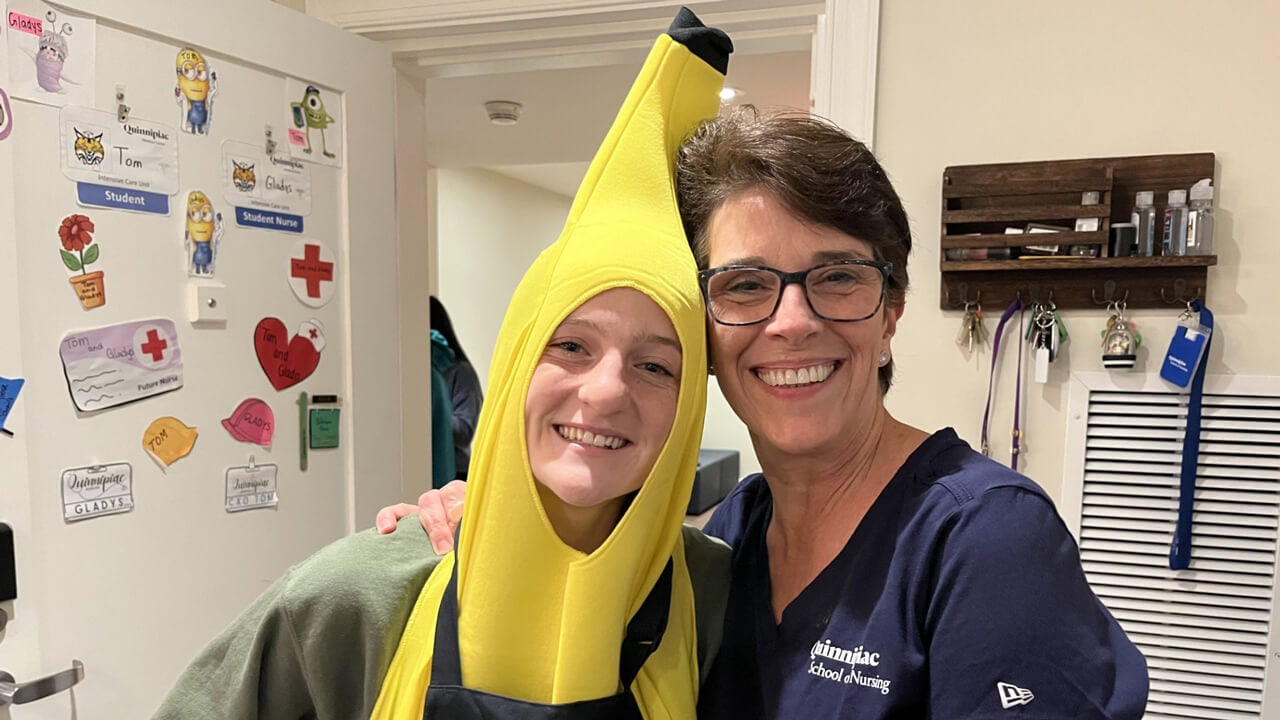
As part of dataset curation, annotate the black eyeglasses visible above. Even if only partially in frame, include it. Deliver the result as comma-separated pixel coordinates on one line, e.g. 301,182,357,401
698,260,893,326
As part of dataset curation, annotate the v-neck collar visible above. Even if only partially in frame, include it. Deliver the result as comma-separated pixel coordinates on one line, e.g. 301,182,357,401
747,429,963,638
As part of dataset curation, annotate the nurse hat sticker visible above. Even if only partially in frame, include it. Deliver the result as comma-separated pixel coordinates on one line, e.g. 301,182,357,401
143,416,198,468
222,398,274,447
254,317,324,390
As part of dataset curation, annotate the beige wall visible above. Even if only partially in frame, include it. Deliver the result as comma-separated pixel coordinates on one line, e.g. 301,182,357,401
436,169,573,388
876,1,1280,501
396,73,431,500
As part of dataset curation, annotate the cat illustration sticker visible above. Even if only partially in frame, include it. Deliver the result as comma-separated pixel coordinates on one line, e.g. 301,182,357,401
72,127,104,164
232,161,256,191
6,2,96,108
59,318,184,412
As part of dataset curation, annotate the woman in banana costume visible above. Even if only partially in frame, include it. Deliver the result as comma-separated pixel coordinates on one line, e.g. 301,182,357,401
154,8,732,719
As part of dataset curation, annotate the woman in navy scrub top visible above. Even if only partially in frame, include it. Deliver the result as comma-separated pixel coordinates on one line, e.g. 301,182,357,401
675,108,1148,719
385,108,1150,719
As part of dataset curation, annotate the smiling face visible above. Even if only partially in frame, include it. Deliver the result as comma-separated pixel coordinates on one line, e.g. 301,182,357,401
187,195,214,242
705,189,900,461
177,50,209,101
525,288,682,510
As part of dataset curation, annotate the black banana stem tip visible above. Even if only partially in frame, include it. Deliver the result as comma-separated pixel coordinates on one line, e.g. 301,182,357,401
667,6,733,75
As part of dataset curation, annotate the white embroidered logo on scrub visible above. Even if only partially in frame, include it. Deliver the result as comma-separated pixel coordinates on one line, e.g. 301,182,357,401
997,681,1035,709
806,639,892,696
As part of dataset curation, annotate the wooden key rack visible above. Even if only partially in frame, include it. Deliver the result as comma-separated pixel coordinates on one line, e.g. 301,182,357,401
939,153,1217,310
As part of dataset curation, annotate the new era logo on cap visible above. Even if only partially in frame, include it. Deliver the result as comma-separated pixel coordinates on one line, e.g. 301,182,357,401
997,681,1034,709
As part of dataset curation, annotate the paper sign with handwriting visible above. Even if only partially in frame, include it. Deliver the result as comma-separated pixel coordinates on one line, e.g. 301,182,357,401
59,318,184,412
61,462,134,522
60,105,180,197
222,140,311,215
143,416,198,467
225,463,279,513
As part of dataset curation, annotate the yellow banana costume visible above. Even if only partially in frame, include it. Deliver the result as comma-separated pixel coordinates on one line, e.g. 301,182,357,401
371,8,730,719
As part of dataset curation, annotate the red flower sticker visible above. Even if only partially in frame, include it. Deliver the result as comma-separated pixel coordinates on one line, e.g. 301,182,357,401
59,214,95,252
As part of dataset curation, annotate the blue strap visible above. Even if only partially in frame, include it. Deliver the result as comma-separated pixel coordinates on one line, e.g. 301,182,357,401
1169,300,1213,570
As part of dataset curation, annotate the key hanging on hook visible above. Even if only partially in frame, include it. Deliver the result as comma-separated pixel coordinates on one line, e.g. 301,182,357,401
1101,301,1140,370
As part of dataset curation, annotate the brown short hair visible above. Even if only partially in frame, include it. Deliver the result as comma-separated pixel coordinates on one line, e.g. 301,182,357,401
676,106,912,394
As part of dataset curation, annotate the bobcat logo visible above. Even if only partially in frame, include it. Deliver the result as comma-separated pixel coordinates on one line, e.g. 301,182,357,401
232,160,256,191
73,128,105,166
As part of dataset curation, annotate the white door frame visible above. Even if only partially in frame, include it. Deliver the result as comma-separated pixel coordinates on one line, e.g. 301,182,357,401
320,0,879,142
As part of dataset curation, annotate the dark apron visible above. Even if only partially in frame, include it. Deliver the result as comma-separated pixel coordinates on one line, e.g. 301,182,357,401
424,558,675,719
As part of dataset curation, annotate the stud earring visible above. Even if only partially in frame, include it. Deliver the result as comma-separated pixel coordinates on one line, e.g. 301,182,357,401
878,351,890,367
707,363,715,376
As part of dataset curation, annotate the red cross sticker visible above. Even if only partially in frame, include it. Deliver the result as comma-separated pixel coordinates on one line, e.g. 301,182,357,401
290,243,334,299
140,329,168,362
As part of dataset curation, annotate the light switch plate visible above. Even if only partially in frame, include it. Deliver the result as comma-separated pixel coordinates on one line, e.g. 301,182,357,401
188,283,227,326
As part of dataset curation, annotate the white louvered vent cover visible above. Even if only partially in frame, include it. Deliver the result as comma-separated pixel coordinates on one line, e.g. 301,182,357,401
1063,373,1280,720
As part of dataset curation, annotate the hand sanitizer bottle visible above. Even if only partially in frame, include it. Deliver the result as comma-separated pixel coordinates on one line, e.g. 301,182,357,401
1162,189,1189,256
1187,179,1215,256
1132,191,1157,257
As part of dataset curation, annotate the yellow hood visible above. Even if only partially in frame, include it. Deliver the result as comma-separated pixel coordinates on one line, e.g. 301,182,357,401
372,7,730,719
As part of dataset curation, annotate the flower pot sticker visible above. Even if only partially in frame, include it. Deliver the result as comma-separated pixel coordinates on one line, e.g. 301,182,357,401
58,213,105,309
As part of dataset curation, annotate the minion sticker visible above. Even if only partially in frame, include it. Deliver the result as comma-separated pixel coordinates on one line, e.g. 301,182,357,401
185,191,223,277
175,47,218,135
290,85,336,159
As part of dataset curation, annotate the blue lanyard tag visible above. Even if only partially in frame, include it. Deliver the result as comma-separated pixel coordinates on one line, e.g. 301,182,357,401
1160,310,1212,389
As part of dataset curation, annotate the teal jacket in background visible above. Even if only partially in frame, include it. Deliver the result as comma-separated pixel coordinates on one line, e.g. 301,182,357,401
430,330,457,488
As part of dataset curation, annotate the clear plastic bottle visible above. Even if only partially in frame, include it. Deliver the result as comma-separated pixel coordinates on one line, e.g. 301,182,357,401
1070,191,1102,256
1131,191,1157,257
1187,178,1215,255
1162,189,1188,256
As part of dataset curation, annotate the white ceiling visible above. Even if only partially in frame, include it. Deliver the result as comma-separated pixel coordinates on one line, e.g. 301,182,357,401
306,0,815,196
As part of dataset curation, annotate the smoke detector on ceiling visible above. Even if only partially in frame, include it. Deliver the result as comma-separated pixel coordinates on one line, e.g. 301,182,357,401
484,100,523,126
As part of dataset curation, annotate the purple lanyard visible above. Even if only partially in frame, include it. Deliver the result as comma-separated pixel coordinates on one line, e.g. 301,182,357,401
982,298,1025,471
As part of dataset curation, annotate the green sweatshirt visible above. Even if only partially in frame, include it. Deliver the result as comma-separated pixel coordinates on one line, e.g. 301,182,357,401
153,518,730,719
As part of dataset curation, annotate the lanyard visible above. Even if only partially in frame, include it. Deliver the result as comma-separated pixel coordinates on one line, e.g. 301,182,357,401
982,298,1025,470
1169,300,1214,570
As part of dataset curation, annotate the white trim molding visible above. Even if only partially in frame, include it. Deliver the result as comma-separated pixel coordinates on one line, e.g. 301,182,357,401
314,0,830,79
811,0,879,147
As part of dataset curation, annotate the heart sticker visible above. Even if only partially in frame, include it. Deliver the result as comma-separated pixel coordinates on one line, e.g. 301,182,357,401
254,317,325,391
